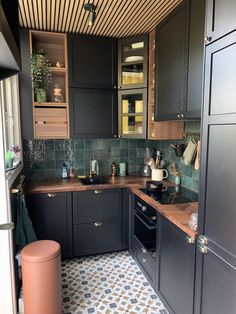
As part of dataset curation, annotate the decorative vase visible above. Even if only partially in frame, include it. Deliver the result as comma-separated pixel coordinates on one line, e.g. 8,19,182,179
36,88,46,102
6,158,13,169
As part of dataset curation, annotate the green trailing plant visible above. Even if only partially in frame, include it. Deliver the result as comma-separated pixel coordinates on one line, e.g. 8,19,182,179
30,49,52,91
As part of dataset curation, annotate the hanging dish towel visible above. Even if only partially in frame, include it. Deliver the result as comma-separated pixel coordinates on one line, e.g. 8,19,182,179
183,138,197,166
15,194,37,249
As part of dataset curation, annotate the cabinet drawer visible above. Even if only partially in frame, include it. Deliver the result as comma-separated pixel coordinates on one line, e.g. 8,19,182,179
34,106,68,138
73,219,122,256
73,189,122,224
134,237,155,287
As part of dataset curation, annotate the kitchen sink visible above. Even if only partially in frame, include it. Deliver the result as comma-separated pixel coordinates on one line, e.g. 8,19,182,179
79,176,110,185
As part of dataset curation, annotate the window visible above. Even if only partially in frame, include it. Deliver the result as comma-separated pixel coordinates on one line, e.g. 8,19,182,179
0,75,22,171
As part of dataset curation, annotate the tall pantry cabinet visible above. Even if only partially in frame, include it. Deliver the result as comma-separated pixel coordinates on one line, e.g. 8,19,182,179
195,1,236,313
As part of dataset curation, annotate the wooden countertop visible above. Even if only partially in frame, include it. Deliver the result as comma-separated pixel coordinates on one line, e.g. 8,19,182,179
25,175,198,239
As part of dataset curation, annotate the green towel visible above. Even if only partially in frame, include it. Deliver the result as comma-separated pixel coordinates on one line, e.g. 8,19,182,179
15,195,37,248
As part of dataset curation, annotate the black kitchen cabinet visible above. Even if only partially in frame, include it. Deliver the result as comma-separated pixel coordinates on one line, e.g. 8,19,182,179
155,1,187,121
73,189,123,256
155,0,204,121
158,216,195,314
121,189,129,250
205,0,236,44
70,88,118,138
68,34,117,89
128,190,134,255
19,29,34,139
25,192,73,258
194,31,236,314
186,0,205,118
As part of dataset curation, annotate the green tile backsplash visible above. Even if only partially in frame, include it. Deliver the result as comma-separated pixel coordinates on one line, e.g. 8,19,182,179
23,121,200,191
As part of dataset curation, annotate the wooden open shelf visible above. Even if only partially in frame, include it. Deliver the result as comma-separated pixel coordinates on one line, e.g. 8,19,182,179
147,30,184,140
30,30,69,139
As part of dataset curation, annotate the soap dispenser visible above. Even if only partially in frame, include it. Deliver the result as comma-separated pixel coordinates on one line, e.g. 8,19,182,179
62,162,68,179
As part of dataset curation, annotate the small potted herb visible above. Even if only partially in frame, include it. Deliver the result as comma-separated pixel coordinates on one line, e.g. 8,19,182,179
30,49,52,102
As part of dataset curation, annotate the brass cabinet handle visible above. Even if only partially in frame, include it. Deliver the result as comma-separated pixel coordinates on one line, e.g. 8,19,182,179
204,36,212,43
94,190,102,194
186,236,195,244
94,222,103,227
197,244,208,254
198,235,209,245
47,193,56,198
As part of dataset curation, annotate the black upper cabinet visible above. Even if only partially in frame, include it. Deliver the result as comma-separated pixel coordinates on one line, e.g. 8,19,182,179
25,192,73,258
155,0,205,121
19,29,34,139
70,88,117,138
155,1,187,121
158,216,195,314
186,0,205,118
68,35,117,89
0,1,20,80
205,0,236,44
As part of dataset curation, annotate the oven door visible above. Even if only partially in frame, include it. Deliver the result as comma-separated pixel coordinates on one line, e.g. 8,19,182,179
133,210,156,256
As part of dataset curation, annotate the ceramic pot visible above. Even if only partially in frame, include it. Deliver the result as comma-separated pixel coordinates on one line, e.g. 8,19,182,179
36,88,46,102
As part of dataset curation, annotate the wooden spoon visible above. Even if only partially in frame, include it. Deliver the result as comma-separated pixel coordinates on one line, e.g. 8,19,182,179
194,140,200,170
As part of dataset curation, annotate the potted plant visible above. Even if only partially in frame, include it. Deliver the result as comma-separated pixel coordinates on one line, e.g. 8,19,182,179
30,49,52,102
5,150,14,169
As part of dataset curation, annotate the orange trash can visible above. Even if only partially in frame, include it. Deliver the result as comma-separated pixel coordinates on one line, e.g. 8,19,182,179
21,240,62,314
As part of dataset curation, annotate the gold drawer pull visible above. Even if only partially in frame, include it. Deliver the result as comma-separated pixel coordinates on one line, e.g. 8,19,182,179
94,190,102,194
47,193,56,198
94,222,102,227
197,244,208,254
186,236,195,244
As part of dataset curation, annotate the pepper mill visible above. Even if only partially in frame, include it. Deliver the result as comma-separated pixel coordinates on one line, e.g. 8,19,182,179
111,162,118,177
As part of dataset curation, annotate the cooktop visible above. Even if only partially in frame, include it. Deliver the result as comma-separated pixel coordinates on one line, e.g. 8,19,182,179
140,186,198,205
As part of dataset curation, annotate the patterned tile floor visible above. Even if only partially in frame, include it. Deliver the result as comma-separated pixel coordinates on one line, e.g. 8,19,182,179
61,251,169,314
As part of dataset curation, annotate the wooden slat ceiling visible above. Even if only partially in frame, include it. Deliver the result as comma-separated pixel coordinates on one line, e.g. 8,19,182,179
18,0,182,38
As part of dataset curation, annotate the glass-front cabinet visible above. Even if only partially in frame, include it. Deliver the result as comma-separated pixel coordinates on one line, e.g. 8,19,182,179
118,89,147,138
118,35,148,89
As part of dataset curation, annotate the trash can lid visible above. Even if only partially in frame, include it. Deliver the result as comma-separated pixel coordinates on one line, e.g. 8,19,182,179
21,240,61,263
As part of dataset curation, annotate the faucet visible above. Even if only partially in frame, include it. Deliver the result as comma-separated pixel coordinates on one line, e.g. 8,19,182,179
89,160,99,177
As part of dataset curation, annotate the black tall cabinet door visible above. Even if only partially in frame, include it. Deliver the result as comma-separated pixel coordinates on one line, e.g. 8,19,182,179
68,35,117,89
186,0,205,118
205,0,236,43
155,1,188,121
70,88,118,138
195,33,236,314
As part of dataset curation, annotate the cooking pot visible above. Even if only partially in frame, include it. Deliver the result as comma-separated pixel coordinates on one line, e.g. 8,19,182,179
146,180,164,192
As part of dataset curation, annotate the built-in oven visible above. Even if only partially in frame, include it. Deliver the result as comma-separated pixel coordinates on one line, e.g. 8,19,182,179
133,197,157,259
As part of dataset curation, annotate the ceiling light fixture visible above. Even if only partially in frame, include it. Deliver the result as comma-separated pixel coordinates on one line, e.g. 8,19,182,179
83,3,96,27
